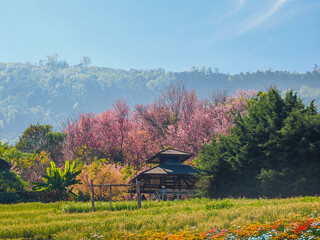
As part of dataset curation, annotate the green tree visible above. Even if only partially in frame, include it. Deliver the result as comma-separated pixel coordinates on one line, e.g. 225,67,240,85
32,160,81,201
16,123,66,163
197,88,320,198
80,55,92,68
0,157,27,203
45,53,68,69
0,141,50,184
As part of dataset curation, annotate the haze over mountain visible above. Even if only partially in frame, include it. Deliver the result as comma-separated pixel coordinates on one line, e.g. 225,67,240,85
1,57,319,143
1,1,319,73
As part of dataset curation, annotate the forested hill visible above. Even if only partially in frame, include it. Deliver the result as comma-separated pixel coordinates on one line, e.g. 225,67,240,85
1,61,319,143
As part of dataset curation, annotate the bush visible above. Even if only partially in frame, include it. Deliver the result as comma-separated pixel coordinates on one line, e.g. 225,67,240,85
0,192,18,204
204,200,235,210
73,190,90,202
74,161,128,200
0,168,28,203
301,196,320,202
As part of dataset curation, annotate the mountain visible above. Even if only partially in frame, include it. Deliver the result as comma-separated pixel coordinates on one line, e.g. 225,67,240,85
0,62,319,143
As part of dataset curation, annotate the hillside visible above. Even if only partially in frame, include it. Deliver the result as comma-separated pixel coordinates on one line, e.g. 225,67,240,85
0,62,319,143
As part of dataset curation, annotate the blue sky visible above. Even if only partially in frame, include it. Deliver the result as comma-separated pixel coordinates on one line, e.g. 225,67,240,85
0,0,319,74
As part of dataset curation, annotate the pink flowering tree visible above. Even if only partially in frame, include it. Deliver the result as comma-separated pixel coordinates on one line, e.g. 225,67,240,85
64,113,102,162
64,84,255,169
94,100,132,162
164,90,254,154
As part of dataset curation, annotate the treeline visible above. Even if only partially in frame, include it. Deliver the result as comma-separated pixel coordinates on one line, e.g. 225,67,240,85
1,86,320,202
1,85,250,203
0,56,319,142
197,88,320,198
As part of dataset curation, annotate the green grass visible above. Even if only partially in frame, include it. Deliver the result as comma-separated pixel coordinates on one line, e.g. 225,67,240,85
1,197,320,239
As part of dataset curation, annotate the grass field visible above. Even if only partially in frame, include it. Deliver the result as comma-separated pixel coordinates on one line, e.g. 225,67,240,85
1,197,320,239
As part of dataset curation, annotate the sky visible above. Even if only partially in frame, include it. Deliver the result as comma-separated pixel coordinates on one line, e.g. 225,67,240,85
0,0,319,74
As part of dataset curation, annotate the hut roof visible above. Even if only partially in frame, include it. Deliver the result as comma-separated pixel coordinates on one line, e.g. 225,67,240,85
138,163,199,177
146,148,193,164
131,149,198,184
0,157,12,170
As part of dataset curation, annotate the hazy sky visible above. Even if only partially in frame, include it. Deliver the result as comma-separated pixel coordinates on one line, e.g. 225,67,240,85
0,0,319,73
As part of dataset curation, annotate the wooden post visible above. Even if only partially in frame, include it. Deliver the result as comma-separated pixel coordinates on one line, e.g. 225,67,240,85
178,178,181,200
136,179,141,209
99,185,102,210
91,180,95,212
148,176,151,201
109,185,112,210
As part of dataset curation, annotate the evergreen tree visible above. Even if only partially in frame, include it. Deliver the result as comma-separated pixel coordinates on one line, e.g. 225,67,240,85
197,88,320,198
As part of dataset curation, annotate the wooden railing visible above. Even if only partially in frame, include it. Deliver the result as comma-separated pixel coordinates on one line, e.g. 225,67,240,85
89,179,141,212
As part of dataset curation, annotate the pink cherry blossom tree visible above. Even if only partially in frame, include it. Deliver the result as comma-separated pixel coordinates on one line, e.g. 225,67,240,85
64,84,255,169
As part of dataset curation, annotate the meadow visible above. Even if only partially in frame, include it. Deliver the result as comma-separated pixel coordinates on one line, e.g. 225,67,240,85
1,197,320,239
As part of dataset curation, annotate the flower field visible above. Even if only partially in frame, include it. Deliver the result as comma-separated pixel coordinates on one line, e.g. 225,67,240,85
126,217,320,239
0,197,319,239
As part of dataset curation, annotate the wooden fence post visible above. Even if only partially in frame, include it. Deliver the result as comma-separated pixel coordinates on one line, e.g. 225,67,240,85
109,185,112,210
99,185,102,209
136,179,141,209
91,180,95,212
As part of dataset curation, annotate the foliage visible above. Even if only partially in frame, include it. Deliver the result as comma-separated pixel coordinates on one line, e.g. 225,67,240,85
64,85,253,167
0,157,11,170
0,157,27,203
74,160,130,200
204,200,234,210
9,123,66,185
0,141,50,183
16,123,52,153
0,197,320,239
16,123,66,163
79,55,92,68
3,84,252,187
32,160,81,201
136,84,253,154
197,88,320,198
64,100,159,167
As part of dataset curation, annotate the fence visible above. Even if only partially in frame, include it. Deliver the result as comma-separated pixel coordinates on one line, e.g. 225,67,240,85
89,179,141,212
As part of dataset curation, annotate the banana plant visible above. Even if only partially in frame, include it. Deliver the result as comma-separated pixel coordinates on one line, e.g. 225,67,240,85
32,160,81,200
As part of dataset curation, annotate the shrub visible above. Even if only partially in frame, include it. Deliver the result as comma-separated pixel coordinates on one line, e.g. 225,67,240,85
0,161,28,203
204,200,235,210
74,160,128,200
0,192,18,204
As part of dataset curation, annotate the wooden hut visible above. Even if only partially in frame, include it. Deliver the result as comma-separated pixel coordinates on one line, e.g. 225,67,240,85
130,149,198,199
